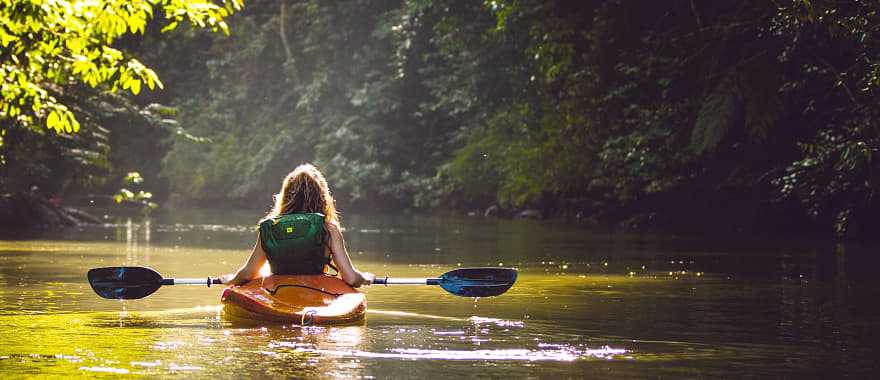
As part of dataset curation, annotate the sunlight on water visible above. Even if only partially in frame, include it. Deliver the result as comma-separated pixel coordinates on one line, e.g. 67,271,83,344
78,366,130,374
300,346,627,361
369,309,468,321
1,216,879,377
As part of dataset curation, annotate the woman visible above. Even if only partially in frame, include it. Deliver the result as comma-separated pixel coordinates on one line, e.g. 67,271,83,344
220,164,373,287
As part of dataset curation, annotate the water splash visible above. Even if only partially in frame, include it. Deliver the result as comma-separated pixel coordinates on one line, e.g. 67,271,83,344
469,316,525,328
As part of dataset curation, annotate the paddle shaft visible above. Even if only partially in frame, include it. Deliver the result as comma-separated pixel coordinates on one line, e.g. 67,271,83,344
160,277,224,286
374,277,440,285
169,277,436,286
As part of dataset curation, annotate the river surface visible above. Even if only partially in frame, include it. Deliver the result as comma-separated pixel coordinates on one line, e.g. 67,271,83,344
1,208,880,378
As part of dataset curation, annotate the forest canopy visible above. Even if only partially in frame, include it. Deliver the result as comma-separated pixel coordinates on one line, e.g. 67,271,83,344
2,0,879,238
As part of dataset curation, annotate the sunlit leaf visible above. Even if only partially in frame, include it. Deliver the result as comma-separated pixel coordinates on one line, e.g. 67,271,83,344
47,111,60,132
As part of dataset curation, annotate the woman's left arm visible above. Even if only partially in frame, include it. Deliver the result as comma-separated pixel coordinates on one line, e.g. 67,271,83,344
326,222,374,287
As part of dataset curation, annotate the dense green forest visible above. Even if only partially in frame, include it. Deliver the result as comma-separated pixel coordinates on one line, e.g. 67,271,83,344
2,0,879,238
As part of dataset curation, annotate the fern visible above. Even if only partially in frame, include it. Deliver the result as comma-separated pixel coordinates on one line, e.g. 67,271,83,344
741,67,781,143
691,69,741,154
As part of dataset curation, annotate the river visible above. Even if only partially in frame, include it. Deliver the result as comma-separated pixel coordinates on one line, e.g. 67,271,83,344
1,208,879,378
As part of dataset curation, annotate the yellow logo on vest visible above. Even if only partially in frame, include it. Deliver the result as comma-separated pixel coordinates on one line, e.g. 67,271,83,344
286,227,294,234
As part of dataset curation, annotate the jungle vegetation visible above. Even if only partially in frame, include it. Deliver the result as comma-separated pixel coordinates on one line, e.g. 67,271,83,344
2,0,879,238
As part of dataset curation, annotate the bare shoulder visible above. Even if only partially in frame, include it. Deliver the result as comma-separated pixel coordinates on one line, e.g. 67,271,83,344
325,220,342,234
324,221,345,245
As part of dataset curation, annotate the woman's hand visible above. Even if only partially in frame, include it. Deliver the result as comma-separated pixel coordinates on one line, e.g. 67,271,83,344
219,273,237,285
361,271,375,286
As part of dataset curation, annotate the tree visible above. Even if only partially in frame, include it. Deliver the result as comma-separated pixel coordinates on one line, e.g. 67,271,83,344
74,0,878,237
0,0,242,146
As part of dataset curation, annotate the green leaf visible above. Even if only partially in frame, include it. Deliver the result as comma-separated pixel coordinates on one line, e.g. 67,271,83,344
161,21,179,33
47,111,60,131
69,113,80,133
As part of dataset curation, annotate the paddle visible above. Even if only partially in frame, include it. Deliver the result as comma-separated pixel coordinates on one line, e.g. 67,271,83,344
87,266,223,300
87,266,517,300
373,267,517,297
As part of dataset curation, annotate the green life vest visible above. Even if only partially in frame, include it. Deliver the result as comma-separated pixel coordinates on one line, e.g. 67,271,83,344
259,212,329,275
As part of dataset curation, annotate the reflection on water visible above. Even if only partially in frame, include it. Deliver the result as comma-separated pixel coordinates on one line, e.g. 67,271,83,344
2,210,880,377
0,306,630,378
309,346,626,361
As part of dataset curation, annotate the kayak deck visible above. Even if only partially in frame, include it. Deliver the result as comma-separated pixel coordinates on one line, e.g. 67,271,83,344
221,275,366,325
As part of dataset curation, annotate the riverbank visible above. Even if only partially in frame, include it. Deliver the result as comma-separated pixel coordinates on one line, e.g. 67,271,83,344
0,192,100,239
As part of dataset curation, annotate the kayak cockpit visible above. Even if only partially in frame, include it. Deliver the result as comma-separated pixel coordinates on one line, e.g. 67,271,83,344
221,275,366,325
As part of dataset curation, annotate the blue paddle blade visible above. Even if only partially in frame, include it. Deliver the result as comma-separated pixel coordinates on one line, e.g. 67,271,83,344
87,266,163,299
438,267,517,297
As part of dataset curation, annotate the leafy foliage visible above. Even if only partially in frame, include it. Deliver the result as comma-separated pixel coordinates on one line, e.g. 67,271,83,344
0,0,241,205
767,0,880,236
0,0,241,139
7,0,880,238
114,171,158,214
143,0,880,236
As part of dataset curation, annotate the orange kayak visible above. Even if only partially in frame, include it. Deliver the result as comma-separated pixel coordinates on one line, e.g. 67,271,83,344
221,275,366,325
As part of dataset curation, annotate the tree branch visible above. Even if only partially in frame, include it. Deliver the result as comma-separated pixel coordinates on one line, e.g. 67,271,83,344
279,1,294,64
690,0,703,29
814,55,858,105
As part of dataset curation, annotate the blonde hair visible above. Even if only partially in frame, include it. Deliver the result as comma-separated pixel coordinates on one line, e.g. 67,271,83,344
263,164,338,223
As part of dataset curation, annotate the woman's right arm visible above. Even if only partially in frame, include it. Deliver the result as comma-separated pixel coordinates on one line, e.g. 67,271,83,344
326,222,374,287
220,233,267,285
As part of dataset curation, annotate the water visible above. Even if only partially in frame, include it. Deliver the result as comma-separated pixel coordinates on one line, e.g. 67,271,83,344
1,209,880,378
